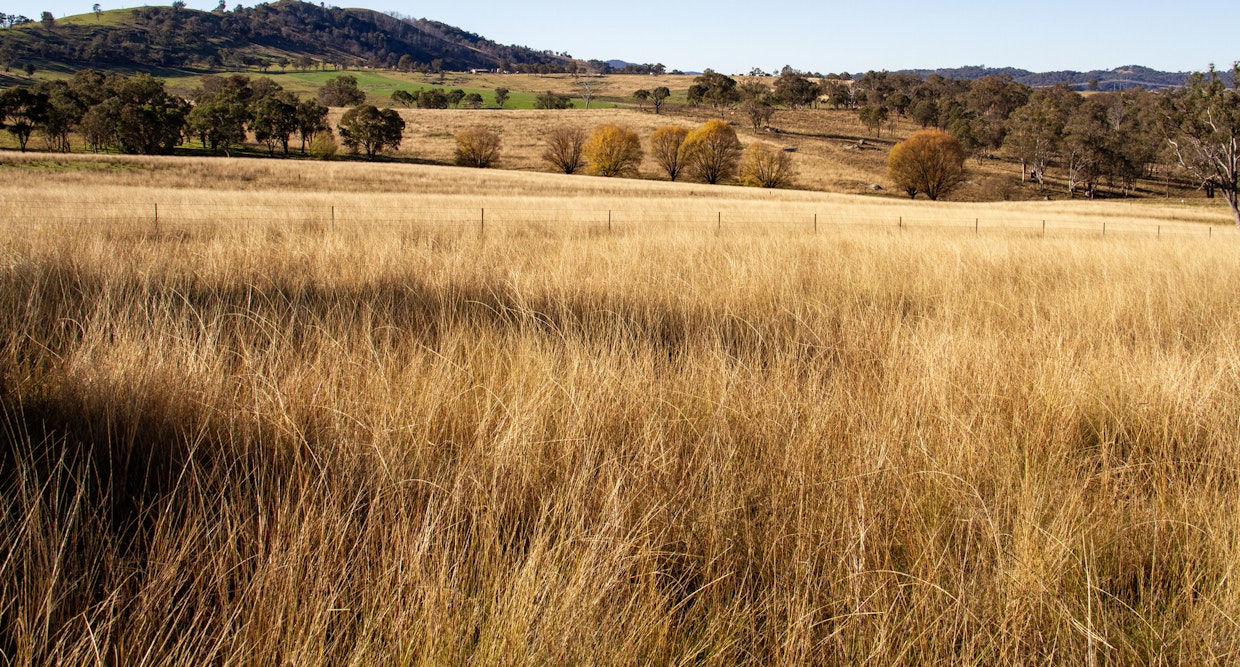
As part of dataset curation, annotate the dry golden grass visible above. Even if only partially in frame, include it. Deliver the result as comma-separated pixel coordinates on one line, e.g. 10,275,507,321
2,154,1239,664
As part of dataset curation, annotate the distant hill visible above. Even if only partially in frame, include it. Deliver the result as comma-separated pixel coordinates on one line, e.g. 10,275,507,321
0,0,572,73
895,65,1191,91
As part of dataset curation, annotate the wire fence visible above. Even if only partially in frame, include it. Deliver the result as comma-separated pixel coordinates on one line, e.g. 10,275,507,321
0,200,1233,242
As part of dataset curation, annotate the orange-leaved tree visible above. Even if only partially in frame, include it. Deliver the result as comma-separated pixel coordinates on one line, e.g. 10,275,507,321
650,125,690,181
583,124,643,177
887,129,967,200
681,119,742,184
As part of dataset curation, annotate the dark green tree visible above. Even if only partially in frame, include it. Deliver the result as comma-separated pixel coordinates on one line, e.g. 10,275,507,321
494,88,509,109
651,86,670,114
0,87,48,152
295,99,329,153
316,75,366,107
249,92,298,155
1161,64,1240,225
337,104,404,159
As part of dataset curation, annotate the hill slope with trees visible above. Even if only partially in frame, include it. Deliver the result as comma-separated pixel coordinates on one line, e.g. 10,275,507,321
0,0,572,73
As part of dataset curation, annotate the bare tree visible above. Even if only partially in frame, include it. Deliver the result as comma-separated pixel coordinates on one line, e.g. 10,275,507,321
542,126,587,174
573,79,608,110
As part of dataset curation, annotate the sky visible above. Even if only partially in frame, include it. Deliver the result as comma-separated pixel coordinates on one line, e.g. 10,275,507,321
9,0,1240,75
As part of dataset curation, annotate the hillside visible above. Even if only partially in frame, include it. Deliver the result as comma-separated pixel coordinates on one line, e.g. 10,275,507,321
0,0,572,73
896,65,1192,91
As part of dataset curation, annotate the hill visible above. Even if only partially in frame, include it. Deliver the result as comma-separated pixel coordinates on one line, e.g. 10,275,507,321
0,0,572,73
895,65,1191,91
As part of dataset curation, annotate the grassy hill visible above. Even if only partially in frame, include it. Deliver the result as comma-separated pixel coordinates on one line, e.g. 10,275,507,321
0,0,572,74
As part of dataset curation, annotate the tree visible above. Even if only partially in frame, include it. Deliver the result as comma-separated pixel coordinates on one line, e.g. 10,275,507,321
494,88,509,109
651,86,670,115
1162,64,1240,226
633,89,651,111
774,70,817,109
92,3,101,19
455,127,501,168
0,87,47,152
542,126,587,174
573,79,607,109
1002,85,1077,186
249,92,298,155
858,105,889,137
463,92,484,109
82,74,186,155
317,75,366,107
186,84,249,155
693,70,739,113
887,129,967,201
535,91,573,109
739,81,776,130
35,80,86,152
583,124,643,177
417,89,449,109
337,104,404,159
40,11,53,31
650,125,690,181
681,119,742,184
390,90,415,108
739,142,796,188
447,89,465,108
295,99,329,153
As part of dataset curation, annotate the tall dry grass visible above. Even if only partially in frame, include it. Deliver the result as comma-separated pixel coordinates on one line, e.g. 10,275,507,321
2,155,1240,664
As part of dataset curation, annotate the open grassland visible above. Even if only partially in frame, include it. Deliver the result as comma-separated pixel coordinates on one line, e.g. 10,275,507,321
2,155,1240,664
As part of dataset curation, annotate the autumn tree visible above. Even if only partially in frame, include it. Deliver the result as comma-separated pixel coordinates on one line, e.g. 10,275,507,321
542,126,587,174
1161,64,1240,226
887,129,967,200
337,104,404,159
650,125,690,181
739,142,796,188
682,119,742,184
455,127,501,168
583,124,643,177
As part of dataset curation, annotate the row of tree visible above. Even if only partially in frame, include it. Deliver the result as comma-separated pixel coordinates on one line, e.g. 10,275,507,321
540,120,794,188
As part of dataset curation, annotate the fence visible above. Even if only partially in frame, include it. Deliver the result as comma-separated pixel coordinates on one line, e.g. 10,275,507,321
0,199,1233,242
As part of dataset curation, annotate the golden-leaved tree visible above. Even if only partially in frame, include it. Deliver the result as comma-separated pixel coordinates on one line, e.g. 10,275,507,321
739,142,796,188
583,124,643,177
887,129,967,200
681,119,742,184
454,127,502,168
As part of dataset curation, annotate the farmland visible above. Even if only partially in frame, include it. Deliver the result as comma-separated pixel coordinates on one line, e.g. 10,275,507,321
2,153,1239,663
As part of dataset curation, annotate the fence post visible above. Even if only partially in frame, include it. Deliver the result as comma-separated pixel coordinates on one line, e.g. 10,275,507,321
1103,222,1106,236
331,205,335,233
717,211,721,233
1042,219,1046,237
608,209,612,233
154,203,158,234
899,215,902,230
975,218,978,235
814,213,817,234
481,208,485,236
1157,225,1161,239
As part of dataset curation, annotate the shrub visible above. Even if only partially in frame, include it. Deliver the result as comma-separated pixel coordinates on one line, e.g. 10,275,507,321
308,131,337,159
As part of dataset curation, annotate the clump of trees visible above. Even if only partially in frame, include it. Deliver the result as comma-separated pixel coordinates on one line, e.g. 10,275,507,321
888,129,967,200
455,127,501,168
316,75,366,107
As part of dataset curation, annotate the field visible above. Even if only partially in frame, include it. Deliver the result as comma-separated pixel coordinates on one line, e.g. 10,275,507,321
2,153,1239,664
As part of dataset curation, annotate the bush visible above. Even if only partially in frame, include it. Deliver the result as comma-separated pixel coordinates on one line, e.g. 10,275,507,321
455,127,502,168
308,131,337,159
583,124,643,177
739,142,796,188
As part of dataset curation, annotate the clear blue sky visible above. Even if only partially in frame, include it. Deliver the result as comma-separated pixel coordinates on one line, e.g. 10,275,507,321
10,0,1239,75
